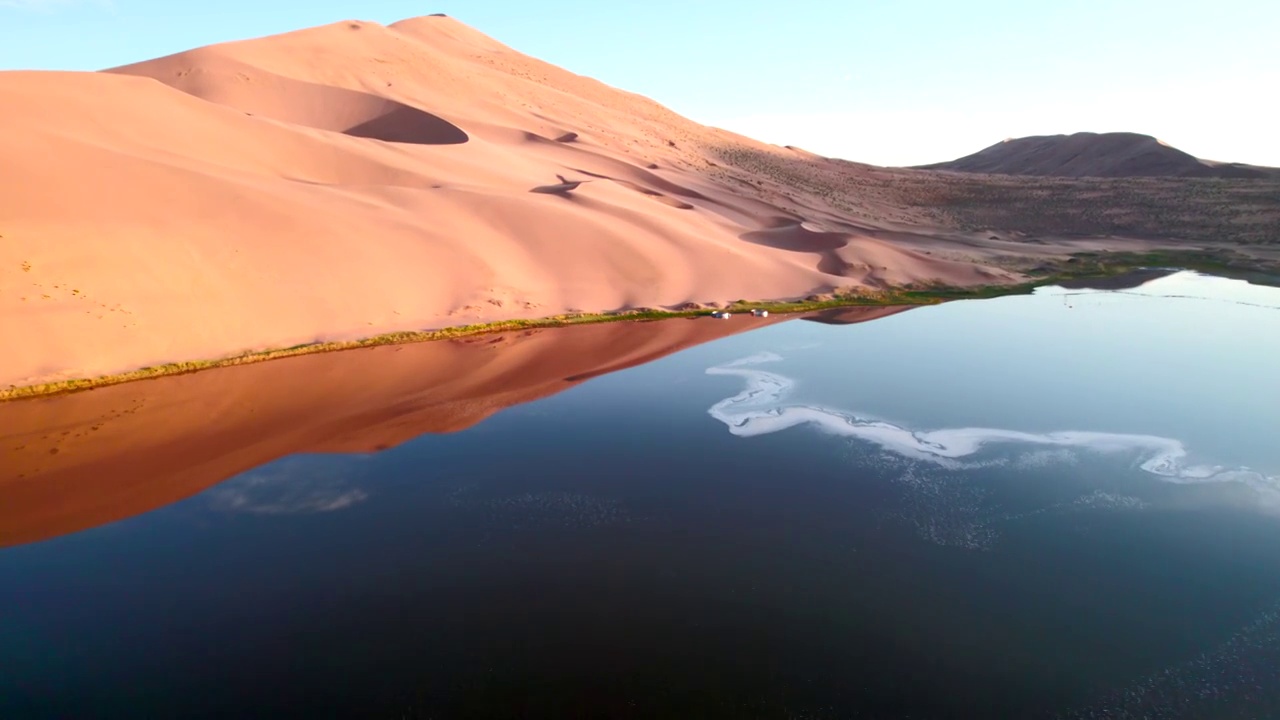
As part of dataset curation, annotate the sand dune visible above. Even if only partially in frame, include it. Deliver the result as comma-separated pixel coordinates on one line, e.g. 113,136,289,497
0,316,793,547
917,132,1280,178
112,53,469,145
0,15,1014,390
4,17,1275,392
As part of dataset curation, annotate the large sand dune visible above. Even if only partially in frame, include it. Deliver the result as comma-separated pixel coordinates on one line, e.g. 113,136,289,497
0,15,1003,389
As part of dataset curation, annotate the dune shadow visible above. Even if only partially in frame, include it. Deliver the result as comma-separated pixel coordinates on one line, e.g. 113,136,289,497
560,168,695,209
569,166,713,203
109,58,468,146
740,222,852,275
530,174,591,195
343,102,468,145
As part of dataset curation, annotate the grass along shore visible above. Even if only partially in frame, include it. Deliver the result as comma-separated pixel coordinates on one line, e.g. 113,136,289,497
4,250,1274,401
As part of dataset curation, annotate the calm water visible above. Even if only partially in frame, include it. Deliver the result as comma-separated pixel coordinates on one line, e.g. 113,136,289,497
3,271,1280,719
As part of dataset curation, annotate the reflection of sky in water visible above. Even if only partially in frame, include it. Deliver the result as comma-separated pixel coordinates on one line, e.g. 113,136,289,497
711,271,1280,469
706,350,1280,512
693,271,1280,717
700,272,1280,550
207,456,371,515
190,270,1276,716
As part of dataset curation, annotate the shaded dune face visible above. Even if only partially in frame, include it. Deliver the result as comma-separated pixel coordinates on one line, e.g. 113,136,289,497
741,222,851,275
568,168,697,209
741,222,847,253
335,99,467,145
740,222,974,280
108,57,468,145
0,315,802,548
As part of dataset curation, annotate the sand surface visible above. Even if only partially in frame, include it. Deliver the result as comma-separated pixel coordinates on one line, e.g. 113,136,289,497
0,16,1005,388
0,314,818,547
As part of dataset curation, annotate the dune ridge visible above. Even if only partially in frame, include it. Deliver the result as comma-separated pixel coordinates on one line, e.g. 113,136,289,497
0,15,1008,389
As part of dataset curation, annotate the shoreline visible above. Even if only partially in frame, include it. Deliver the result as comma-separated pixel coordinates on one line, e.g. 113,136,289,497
0,288,1012,402
4,251,1274,402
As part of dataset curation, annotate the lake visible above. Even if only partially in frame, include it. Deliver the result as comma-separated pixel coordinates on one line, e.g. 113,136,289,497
2,270,1279,719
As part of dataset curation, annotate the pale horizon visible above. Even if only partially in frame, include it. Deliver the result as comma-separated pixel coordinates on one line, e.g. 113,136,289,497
2,0,1277,167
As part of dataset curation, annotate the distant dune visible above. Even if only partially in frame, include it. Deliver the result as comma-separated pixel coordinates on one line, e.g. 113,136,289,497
916,132,1280,178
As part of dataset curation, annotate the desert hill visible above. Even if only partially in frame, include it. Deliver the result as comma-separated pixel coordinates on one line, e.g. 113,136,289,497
916,132,1280,179
0,15,1003,389
1,16,1278,391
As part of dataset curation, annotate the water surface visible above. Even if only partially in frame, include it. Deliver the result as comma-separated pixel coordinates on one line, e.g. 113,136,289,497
2,271,1279,718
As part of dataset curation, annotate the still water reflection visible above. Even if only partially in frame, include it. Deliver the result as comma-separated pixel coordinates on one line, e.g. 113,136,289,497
2,271,1278,718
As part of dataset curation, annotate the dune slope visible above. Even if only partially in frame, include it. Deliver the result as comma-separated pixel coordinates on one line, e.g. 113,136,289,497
0,15,1006,389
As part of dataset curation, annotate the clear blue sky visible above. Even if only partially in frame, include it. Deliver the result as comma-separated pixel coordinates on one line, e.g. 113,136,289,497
2,0,1277,166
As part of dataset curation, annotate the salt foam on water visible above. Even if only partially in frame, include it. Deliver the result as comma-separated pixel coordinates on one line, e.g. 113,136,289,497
707,353,1280,505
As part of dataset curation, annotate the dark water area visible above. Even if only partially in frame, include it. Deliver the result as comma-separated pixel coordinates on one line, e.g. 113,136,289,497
3,271,1280,718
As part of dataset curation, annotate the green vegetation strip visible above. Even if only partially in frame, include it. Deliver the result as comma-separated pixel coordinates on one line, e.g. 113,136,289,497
0,292,1001,401
4,249,1273,401
1034,249,1280,283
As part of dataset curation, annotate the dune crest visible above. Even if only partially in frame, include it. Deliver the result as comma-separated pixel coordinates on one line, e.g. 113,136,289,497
0,14,1014,389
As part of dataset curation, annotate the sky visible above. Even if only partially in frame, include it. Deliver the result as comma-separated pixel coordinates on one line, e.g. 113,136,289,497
2,0,1277,166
